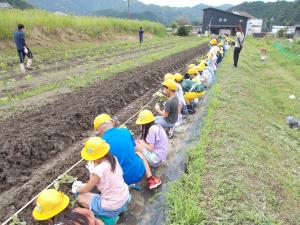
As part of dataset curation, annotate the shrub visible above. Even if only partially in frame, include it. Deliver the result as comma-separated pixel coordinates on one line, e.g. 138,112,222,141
177,26,191,36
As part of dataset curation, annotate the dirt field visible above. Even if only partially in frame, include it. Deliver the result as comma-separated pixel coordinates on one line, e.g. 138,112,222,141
0,42,209,223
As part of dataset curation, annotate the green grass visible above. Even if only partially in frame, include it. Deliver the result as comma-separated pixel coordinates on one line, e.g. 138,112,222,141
166,37,300,225
0,36,208,106
0,9,166,40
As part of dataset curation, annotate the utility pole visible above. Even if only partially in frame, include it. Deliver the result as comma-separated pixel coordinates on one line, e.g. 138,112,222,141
128,0,130,19
209,17,213,36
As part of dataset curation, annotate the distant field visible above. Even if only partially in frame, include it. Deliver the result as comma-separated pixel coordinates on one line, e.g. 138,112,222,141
0,9,166,41
0,36,208,115
166,38,300,225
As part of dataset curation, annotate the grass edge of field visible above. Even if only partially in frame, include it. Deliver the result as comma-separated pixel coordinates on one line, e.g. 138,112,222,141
165,38,300,225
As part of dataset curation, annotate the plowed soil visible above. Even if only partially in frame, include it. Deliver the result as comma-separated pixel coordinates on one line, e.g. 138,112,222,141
0,43,208,223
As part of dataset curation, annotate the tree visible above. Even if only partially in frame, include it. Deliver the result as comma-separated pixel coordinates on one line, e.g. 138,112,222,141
171,22,177,29
175,16,190,26
177,26,191,36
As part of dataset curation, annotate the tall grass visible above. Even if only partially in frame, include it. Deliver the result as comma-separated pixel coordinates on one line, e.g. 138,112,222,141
0,9,166,40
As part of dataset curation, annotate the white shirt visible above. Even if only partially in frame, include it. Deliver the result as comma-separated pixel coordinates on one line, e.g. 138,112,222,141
209,46,219,61
235,31,244,48
176,84,186,106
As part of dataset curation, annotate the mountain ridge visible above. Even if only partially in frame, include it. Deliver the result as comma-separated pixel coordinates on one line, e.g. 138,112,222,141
25,0,233,24
228,0,300,25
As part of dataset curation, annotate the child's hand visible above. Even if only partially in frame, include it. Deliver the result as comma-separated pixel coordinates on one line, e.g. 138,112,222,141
155,103,160,110
72,181,84,194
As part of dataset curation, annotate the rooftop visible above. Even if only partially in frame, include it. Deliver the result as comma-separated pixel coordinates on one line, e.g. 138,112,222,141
0,2,13,8
203,7,249,19
232,11,256,19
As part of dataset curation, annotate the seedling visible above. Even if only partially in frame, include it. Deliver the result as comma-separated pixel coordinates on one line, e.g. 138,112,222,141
53,174,77,191
153,90,167,103
24,75,33,80
9,215,26,225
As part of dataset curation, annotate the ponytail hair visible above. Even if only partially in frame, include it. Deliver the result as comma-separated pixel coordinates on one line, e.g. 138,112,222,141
141,121,155,142
236,25,243,33
104,152,116,173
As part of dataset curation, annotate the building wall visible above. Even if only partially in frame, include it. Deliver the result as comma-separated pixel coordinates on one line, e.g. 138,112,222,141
271,26,295,35
295,28,300,37
203,8,248,35
246,19,263,35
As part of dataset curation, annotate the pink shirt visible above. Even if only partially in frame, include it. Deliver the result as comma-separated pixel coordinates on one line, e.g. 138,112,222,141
92,158,129,210
146,124,168,161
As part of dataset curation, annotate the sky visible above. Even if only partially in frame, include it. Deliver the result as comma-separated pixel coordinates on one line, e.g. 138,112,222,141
139,0,293,7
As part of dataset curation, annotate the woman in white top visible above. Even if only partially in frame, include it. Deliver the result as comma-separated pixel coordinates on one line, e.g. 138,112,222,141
233,25,245,68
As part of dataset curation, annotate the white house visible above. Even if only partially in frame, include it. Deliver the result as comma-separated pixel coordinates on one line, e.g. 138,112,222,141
0,2,13,9
271,25,295,35
232,11,263,35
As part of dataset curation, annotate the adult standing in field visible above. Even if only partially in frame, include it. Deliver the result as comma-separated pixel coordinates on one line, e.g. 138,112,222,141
233,25,245,68
139,27,144,45
13,24,33,73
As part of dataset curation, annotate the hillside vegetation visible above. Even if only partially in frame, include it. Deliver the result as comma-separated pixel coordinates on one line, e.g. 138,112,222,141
229,0,300,25
0,9,166,42
26,0,233,24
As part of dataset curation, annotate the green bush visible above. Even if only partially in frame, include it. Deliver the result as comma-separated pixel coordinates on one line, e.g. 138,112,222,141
177,26,191,36
277,28,287,38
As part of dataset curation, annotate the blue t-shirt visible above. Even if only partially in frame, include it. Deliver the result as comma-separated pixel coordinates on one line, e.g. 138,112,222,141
102,128,145,185
14,31,26,51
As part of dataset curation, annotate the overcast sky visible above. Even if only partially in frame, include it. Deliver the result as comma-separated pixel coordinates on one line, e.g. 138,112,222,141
139,0,293,7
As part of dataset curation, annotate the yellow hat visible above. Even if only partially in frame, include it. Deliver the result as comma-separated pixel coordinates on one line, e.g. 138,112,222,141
188,67,198,75
196,63,206,72
94,114,112,130
174,73,184,82
210,39,218,45
188,64,196,69
81,137,110,161
136,110,155,125
200,59,207,65
32,189,69,221
164,73,175,81
162,79,178,91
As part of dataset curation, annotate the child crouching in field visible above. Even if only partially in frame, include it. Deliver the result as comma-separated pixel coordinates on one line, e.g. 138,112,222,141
155,79,179,136
135,110,168,168
182,68,206,114
32,189,104,224
164,73,187,126
72,137,130,220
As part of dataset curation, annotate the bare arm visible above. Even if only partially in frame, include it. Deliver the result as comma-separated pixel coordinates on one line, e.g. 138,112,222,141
77,174,99,193
155,107,169,118
139,139,154,151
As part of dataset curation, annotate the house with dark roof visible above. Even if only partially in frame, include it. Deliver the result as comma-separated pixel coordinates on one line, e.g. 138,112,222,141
0,2,13,9
202,7,248,36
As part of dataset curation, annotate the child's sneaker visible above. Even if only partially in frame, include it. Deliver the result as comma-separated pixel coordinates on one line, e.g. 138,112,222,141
147,176,161,189
187,105,196,114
